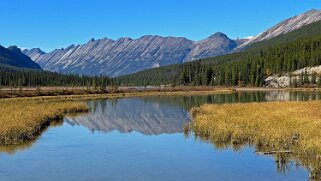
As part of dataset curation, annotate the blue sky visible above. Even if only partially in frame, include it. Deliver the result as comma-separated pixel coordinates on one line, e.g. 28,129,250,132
1,0,320,52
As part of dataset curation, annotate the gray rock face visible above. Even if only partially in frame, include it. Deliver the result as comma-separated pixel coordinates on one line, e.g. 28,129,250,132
292,65,321,75
24,33,239,77
185,32,238,61
265,76,291,88
238,9,321,49
22,48,45,61
265,65,321,88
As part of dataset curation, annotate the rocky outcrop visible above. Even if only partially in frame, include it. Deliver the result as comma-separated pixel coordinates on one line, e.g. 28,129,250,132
265,76,291,88
265,65,321,88
292,65,321,75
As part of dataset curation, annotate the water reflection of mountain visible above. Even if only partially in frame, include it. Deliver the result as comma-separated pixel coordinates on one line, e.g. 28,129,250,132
65,98,190,135
65,91,321,135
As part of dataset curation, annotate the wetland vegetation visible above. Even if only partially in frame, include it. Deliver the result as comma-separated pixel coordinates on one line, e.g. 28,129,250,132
187,101,321,180
0,99,88,145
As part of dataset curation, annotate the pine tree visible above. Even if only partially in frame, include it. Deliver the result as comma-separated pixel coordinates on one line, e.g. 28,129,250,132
93,79,97,90
293,77,298,87
311,72,317,85
299,73,304,87
304,70,309,85
289,74,293,87
18,78,22,93
318,74,321,87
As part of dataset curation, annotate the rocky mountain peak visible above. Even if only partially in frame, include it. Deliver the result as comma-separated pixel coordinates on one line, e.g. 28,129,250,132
7,46,21,53
140,35,156,39
208,32,229,39
22,48,45,61
88,38,96,43
185,32,237,61
30,48,45,54
116,37,133,42
0,45,42,70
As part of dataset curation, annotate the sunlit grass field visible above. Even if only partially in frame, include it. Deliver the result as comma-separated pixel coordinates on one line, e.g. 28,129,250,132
189,101,321,179
0,99,88,145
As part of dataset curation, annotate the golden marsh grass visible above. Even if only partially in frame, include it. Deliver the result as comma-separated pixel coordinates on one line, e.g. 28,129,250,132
188,101,321,180
0,99,88,145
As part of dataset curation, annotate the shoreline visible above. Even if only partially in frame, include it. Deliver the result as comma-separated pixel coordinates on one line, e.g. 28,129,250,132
0,101,89,146
1,86,321,101
0,89,234,102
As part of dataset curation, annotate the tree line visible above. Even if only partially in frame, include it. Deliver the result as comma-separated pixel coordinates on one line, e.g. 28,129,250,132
0,67,112,88
175,35,321,87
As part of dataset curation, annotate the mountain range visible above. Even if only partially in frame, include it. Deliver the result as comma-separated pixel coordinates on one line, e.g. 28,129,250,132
23,33,246,77
21,9,321,77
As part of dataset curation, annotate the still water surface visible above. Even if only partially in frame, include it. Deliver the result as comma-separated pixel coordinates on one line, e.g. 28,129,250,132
1,91,321,181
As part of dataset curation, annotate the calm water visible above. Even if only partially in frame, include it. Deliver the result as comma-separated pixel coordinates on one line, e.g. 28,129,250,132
1,91,321,181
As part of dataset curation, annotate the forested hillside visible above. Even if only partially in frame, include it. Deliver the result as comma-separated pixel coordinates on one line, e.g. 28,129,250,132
116,20,321,87
0,65,110,87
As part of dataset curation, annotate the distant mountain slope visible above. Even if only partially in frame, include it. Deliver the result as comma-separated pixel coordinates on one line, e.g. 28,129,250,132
246,18,321,50
23,9,321,77
0,45,41,70
22,48,45,61
116,19,321,86
23,33,243,77
237,9,321,50
185,32,239,62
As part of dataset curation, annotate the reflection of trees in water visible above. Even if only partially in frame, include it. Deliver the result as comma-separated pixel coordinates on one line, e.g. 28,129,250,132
185,127,321,181
265,91,321,102
144,91,321,112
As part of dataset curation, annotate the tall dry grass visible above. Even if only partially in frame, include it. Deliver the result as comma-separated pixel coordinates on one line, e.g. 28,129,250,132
189,101,321,180
0,99,88,145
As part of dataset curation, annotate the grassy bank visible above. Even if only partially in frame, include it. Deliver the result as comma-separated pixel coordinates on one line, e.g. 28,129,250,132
188,101,321,179
0,86,230,98
2,86,321,100
0,99,88,145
